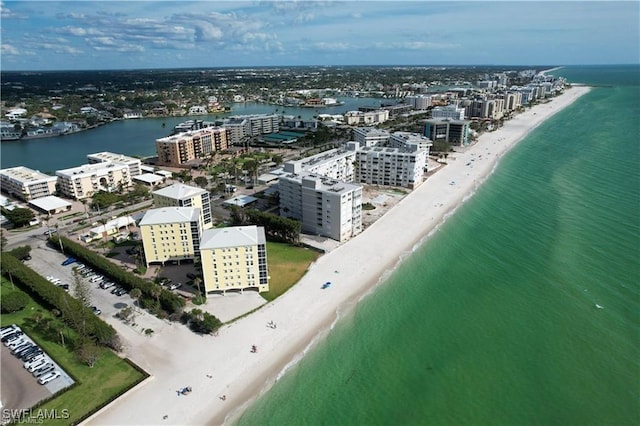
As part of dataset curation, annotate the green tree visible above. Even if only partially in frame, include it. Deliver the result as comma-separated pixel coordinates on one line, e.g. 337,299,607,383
194,176,209,188
76,340,101,367
3,207,35,228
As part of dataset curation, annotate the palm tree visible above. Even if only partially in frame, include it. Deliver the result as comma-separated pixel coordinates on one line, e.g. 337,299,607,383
193,277,203,298
130,288,142,306
149,284,162,305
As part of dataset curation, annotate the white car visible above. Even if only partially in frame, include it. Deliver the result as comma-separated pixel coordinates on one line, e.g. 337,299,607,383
26,357,49,372
24,355,47,369
38,370,60,385
0,325,19,338
7,338,28,350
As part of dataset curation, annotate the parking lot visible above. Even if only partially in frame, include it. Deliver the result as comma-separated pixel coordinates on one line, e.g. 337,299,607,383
0,328,74,413
26,243,137,320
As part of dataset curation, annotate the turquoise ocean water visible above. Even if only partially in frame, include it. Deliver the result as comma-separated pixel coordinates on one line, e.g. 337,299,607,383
236,65,640,425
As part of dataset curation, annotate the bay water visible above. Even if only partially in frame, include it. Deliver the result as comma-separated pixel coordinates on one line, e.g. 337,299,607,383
235,65,640,425
0,97,382,172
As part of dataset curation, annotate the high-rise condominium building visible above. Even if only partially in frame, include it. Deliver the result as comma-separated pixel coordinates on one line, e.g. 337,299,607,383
279,172,362,242
155,127,229,166
139,207,203,266
199,225,269,296
354,145,428,189
152,183,213,229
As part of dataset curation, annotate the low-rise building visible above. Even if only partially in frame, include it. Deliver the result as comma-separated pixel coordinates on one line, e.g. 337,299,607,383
152,183,213,229
199,225,269,296
0,166,57,201
56,162,131,200
139,207,203,266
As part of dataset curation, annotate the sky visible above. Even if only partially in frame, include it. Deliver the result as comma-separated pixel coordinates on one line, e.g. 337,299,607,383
1,1,638,71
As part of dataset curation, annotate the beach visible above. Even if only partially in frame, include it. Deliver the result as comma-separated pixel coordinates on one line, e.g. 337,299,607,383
85,85,591,426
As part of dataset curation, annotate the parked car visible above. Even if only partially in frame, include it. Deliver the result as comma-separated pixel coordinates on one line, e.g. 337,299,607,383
2,331,24,343
57,284,70,291
19,347,41,361
111,286,122,295
169,282,182,290
12,342,34,356
25,356,48,370
33,363,55,378
26,358,49,372
61,257,77,266
100,281,115,290
38,370,61,385
0,325,19,338
22,349,44,362
90,275,104,283
186,273,198,280
90,306,102,315
114,287,127,296
43,229,57,236
7,338,28,349
21,255,32,261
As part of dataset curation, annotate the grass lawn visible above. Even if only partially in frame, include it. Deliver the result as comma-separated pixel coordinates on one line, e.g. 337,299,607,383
262,242,321,301
0,279,147,425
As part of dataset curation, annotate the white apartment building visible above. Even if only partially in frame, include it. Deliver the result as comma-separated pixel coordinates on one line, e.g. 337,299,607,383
87,152,142,177
405,94,432,110
279,172,363,242
389,132,433,151
282,145,357,183
0,166,57,201
431,105,466,120
152,183,213,229
199,225,269,296
353,127,390,147
344,109,389,125
139,207,203,266
56,162,131,200
354,145,428,189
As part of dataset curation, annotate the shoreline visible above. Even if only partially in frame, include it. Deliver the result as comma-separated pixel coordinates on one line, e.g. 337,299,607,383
85,86,591,426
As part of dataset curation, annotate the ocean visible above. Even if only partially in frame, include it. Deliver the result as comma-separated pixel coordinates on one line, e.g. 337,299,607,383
235,65,640,425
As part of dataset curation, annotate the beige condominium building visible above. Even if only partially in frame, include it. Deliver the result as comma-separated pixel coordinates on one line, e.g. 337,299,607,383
139,206,203,266
87,151,142,177
155,127,229,166
199,225,269,296
56,162,131,200
279,172,363,242
0,166,57,201
152,183,213,229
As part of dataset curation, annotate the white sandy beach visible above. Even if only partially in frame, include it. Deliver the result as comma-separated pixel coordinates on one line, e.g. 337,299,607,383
85,85,590,426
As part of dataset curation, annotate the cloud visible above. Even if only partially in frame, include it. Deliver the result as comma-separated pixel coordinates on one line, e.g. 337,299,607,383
1,44,20,55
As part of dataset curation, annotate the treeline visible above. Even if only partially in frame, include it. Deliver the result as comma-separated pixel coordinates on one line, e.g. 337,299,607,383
1,254,119,349
228,207,301,244
53,236,185,318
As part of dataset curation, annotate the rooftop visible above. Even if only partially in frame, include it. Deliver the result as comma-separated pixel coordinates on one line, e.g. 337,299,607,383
200,225,265,250
139,207,200,226
0,166,56,182
153,183,207,200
